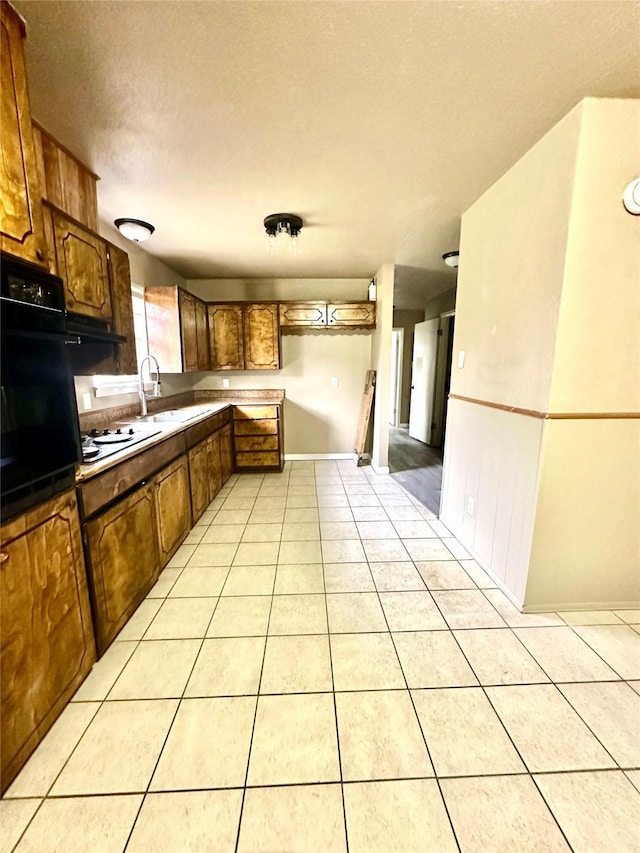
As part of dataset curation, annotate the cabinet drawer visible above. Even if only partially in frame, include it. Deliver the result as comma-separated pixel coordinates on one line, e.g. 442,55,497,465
235,435,279,452
233,419,279,436
233,405,279,420
236,451,280,468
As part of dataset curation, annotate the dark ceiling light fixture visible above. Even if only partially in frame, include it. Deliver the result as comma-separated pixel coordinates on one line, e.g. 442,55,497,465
264,213,303,255
114,218,155,242
442,251,459,268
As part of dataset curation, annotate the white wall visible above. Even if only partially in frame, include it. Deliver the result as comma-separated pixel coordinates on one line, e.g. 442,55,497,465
393,309,425,424
188,278,373,456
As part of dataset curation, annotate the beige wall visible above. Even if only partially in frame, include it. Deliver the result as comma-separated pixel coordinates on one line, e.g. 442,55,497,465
424,288,456,321
549,99,640,413
451,104,583,413
393,309,425,424
188,278,372,456
370,264,395,470
442,98,639,610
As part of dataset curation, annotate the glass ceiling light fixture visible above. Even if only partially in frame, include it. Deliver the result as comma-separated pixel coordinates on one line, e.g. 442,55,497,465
442,251,459,268
264,213,303,255
114,218,155,242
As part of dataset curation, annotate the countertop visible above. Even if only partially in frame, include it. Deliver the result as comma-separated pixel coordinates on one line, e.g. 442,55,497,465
76,396,283,482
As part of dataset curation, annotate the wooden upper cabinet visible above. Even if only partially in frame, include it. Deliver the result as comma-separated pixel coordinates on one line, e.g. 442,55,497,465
243,303,280,370
51,209,111,320
32,122,99,232
0,1,47,267
208,304,244,370
85,481,160,655
327,302,376,328
153,455,191,566
179,290,198,372
195,298,209,370
279,302,327,327
145,286,207,373
107,243,137,375
0,489,96,793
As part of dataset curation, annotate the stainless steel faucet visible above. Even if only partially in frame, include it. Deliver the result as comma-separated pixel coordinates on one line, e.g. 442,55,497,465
138,354,161,417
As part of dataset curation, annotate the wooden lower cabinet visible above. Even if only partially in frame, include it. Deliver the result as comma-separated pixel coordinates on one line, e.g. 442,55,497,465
0,489,96,794
219,424,233,485
85,481,160,655
207,432,223,500
188,438,210,524
153,455,191,565
232,405,283,471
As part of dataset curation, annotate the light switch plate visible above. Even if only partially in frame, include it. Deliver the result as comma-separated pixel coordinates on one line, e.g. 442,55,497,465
222,378,230,389
331,377,339,388
82,392,92,410
458,351,465,369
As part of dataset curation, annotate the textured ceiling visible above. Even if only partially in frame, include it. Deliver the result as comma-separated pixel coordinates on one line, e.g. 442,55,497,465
14,0,640,307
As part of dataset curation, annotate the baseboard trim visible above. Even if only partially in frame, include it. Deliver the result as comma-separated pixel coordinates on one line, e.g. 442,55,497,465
285,453,356,461
399,423,409,428
371,464,390,475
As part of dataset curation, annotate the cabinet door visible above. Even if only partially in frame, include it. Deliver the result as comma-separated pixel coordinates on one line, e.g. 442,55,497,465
179,290,198,372
207,432,223,500
188,439,210,524
107,244,138,375
0,3,47,267
219,424,233,485
279,302,327,327
0,490,96,793
195,298,209,371
85,482,160,655
208,304,244,370
154,455,191,566
327,302,376,328
52,210,112,320
243,304,280,369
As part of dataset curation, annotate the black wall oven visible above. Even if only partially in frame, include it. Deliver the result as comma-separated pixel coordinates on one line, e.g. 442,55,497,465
1,253,82,521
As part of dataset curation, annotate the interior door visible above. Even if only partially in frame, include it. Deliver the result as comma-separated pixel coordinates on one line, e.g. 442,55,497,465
408,318,440,444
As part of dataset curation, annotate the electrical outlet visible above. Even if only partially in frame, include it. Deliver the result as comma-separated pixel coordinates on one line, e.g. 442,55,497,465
82,392,92,410
222,378,230,389
331,377,339,388
466,495,475,517
458,350,465,369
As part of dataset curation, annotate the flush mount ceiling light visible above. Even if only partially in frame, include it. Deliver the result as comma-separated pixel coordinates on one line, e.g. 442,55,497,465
442,251,459,268
264,213,303,255
114,218,155,242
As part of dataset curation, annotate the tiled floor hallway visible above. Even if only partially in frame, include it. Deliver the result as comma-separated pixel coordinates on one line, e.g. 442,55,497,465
2,460,639,852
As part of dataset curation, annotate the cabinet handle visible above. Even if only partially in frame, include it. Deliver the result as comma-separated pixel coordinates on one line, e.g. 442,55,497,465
0,553,8,564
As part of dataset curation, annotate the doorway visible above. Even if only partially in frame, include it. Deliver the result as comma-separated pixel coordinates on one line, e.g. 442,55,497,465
389,311,455,515
389,329,404,427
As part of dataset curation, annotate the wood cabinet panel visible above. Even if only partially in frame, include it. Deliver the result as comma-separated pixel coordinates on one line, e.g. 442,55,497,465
327,302,376,327
85,482,160,655
188,439,210,524
0,489,96,793
208,304,244,370
233,405,279,420
32,122,99,232
243,304,280,369
179,290,198,372
236,451,280,468
219,424,233,484
195,299,209,371
235,435,278,452
0,2,47,266
279,302,327,327
78,433,186,519
207,432,223,500
234,419,279,436
107,243,137,376
154,455,191,565
52,210,111,320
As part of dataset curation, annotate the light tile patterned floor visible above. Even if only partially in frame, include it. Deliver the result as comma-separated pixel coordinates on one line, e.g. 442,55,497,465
2,460,639,852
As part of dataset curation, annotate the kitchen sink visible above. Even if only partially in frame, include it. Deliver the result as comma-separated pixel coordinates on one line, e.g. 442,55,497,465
128,408,213,424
